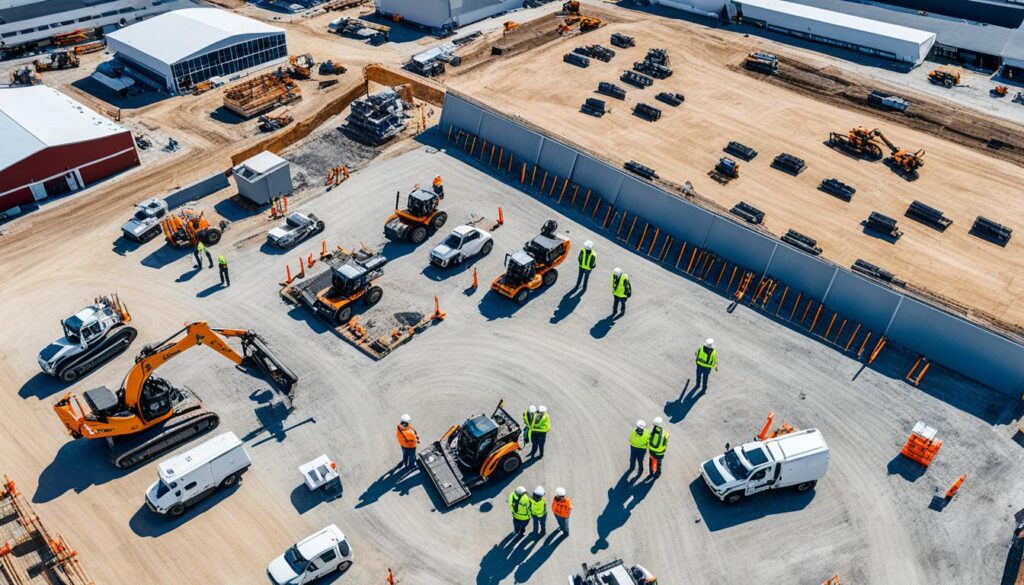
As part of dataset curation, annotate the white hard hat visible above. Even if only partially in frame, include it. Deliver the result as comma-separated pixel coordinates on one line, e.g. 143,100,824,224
400,414,411,423
613,267,623,276
706,338,715,348
538,405,547,413
515,486,527,495
529,405,538,414
555,487,566,497
584,240,594,250
636,419,647,429
653,417,663,426
534,486,545,497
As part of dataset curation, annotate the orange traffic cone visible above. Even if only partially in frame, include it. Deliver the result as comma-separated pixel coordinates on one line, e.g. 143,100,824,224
432,296,446,321
471,267,478,289
285,264,293,284
945,474,967,499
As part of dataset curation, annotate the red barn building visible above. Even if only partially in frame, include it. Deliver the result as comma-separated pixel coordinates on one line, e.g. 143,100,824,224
0,86,139,217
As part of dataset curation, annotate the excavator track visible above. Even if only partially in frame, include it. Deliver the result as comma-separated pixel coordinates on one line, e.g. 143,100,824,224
109,393,220,469
56,325,137,382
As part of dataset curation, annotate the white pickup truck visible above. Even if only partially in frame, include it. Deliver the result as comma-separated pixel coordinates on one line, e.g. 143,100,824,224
700,428,829,505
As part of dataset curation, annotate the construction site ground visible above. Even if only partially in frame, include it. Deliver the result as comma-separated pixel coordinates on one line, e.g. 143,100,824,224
1,130,1023,583
444,6,1024,338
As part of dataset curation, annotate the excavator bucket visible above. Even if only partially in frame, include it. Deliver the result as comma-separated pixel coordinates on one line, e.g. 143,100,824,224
242,334,298,396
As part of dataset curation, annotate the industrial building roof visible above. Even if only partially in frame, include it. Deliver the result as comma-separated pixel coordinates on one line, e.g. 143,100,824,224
870,0,1024,29
1003,28,1024,66
789,0,1015,56
104,7,283,65
737,0,937,43
0,86,127,170
0,0,117,25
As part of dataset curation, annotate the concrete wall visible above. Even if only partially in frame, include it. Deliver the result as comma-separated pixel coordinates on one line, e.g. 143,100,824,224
439,91,1024,396
164,172,230,209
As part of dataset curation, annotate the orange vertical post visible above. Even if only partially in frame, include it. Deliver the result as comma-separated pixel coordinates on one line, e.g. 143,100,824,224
297,256,305,279
809,305,823,332
676,242,687,268
647,228,659,255
521,162,527,184
497,207,504,226
471,267,478,289
636,224,649,251
789,293,802,321
845,324,861,351
570,185,580,208
757,412,775,441
857,331,873,357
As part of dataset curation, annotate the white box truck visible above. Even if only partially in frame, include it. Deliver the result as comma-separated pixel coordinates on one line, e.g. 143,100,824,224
145,432,252,516
700,428,829,505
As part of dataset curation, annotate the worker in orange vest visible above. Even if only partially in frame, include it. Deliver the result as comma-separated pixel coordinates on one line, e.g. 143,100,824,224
396,414,418,471
432,175,445,199
552,487,572,537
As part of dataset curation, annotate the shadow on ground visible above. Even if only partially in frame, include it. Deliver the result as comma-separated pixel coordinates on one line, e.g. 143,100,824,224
356,464,422,509
688,476,814,532
18,373,69,401
663,380,705,424
34,440,122,503
128,482,241,537
591,471,655,553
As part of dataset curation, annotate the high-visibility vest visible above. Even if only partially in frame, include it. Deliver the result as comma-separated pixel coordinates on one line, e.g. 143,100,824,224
579,249,596,271
197,242,207,253
396,424,417,448
552,496,572,518
530,496,546,517
523,411,535,440
628,428,650,449
433,176,443,187
218,255,227,267
648,426,669,456
534,413,550,434
695,346,717,368
612,274,630,298
509,493,531,520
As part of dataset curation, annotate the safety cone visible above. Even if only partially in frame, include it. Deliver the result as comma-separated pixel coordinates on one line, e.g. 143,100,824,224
471,267,478,289
297,256,305,279
945,474,967,499
497,207,504,226
432,296,446,321
284,264,293,284
307,253,315,268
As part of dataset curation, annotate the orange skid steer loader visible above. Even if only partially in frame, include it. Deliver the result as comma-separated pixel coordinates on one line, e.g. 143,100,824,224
383,185,447,244
491,220,571,304
161,208,228,247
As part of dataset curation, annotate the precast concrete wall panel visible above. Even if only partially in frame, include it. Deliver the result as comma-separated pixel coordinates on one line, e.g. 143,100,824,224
703,219,774,273
477,113,544,165
654,196,717,245
764,244,836,301
570,154,624,206
614,177,674,222
823,270,902,334
440,93,484,136
536,139,579,179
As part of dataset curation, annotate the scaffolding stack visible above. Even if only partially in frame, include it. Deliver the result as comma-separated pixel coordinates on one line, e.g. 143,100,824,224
0,475,93,585
223,70,303,118
342,87,409,146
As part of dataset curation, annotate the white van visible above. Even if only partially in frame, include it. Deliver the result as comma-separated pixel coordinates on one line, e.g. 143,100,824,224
700,428,829,504
145,432,251,516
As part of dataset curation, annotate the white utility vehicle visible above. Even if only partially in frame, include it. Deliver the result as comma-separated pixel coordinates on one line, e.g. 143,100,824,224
267,212,326,249
429,225,493,268
38,294,136,382
267,525,353,585
145,432,251,516
700,428,829,504
121,198,169,242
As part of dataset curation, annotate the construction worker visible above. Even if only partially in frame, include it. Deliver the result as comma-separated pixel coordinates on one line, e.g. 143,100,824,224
396,414,418,470
509,486,531,536
194,241,213,270
527,405,550,459
627,420,650,476
611,267,631,318
218,255,230,287
552,487,572,537
530,485,547,536
695,338,719,392
647,417,669,478
432,175,444,199
575,240,596,290
522,405,537,445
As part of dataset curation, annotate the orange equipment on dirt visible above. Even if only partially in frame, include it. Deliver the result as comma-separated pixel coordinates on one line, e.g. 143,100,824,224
928,68,959,87
417,400,524,507
503,21,520,32
161,208,227,247
491,220,570,304
52,28,94,46
561,0,581,15
827,126,924,175
33,51,80,72
991,85,1009,97
52,322,297,468
383,186,447,244
307,249,387,324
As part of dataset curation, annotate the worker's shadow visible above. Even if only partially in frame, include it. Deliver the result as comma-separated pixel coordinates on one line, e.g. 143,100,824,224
175,265,203,283
591,471,654,553
355,465,422,509
33,440,122,504
476,532,541,585
550,289,584,324
514,531,567,582
17,372,69,400
196,283,225,298
590,315,617,339
128,482,241,537
140,245,188,270
663,380,705,424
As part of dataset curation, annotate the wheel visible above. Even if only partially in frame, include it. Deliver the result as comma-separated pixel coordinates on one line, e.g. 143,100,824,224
513,289,530,305
410,226,428,244
724,491,743,505
200,228,222,245
337,561,352,573
794,480,816,492
169,503,185,516
334,305,353,325
364,286,383,306
481,240,493,255
542,268,558,287
141,226,161,242
59,364,80,383
314,220,325,234
220,473,239,488
499,452,522,474
432,211,448,229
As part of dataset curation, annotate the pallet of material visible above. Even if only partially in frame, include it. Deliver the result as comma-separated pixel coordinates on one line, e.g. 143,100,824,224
624,160,658,179
621,70,653,88
730,201,764,224
633,60,672,79
852,259,906,287
581,97,607,117
597,81,626,100
574,45,615,62
563,53,590,68
772,152,806,175
646,48,669,66
819,178,855,201
971,216,1013,245
781,229,822,255
610,32,635,48
864,212,902,240
633,102,661,122
223,72,302,118
905,200,951,231
655,91,684,107
724,141,757,161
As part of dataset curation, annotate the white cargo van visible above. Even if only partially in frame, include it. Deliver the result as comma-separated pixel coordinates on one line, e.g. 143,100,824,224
145,432,251,516
700,428,829,504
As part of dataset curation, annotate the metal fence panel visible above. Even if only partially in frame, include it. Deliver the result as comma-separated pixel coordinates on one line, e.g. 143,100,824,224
570,154,624,206
654,197,717,245
614,176,674,221
764,244,836,301
536,138,579,179
477,112,544,167
440,93,483,135
703,218,775,273
822,270,902,333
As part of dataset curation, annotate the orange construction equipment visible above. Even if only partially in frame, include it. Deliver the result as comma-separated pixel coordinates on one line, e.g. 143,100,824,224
561,0,581,15
52,28,94,46
161,208,227,247
945,474,967,498
503,21,520,32
74,40,105,55
900,422,942,467
288,54,314,79
928,68,960,87
223,71,302,118
822,576,841,585
491,220,570,304
52,322,297,468
383,185,447,244
757,412,795,440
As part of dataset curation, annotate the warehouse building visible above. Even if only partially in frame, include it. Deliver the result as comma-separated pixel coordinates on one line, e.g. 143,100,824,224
733,0,937,65
0,85,139,216
105,8,287,94
1003,28,1024,79
374,0,521,35
0,0,184,55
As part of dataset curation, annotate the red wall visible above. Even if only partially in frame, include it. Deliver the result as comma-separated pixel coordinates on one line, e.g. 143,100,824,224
0,131,139,214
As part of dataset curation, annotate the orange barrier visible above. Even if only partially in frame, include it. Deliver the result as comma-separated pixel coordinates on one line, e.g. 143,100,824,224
945,474,967,499
497,207,504,226
906,356,931,386
757,412,774,441
900,422,941,467
867,337,887,364
471,267,478,289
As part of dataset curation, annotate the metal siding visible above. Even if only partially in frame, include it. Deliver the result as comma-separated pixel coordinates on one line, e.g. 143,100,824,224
166,172,231,208
702,218,775,273
821,270,902,334
570,154,624,207
764,243,836,301
453,0,520,26
475,106,543,164
655,195,718,245
440,93,484,136
613,177,671,223
0,132,134,195
536,139,578,179
376,0,451,28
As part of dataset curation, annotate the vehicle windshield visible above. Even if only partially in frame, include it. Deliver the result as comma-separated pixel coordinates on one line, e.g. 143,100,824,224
155,480,170,498
283,545,307,573
133,209,149,221
62,315,84,343
723,449,752,480
442,234,461,248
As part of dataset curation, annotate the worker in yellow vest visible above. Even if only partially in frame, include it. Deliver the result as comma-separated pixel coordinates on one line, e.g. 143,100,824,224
575,240,596,291
627,420,649,477
528,405,550,459
611,267,632,318
647,417,669,479
509,486,531,536
530,485,547,536
695,338,719,392
218,255,230,287
194,241,213,270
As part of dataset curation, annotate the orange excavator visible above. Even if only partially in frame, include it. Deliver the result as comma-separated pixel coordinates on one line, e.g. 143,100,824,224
53,322,297,469
826,126,924,176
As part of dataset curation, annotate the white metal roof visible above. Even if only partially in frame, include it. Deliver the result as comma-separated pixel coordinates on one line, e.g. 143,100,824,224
0,86,128,171
736,0,936,44
241,150,288,175
105,7,284,65
157,432,242,481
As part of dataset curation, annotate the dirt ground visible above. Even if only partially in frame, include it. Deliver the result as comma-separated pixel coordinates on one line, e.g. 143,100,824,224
445,8,1024,336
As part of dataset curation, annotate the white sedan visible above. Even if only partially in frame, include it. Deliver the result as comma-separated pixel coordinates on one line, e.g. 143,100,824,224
429,225,493,268
267,525,353,585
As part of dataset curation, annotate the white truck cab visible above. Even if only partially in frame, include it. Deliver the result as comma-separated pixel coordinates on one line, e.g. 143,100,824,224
267,525,353,585
700,428,829,504
145,432,251,516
